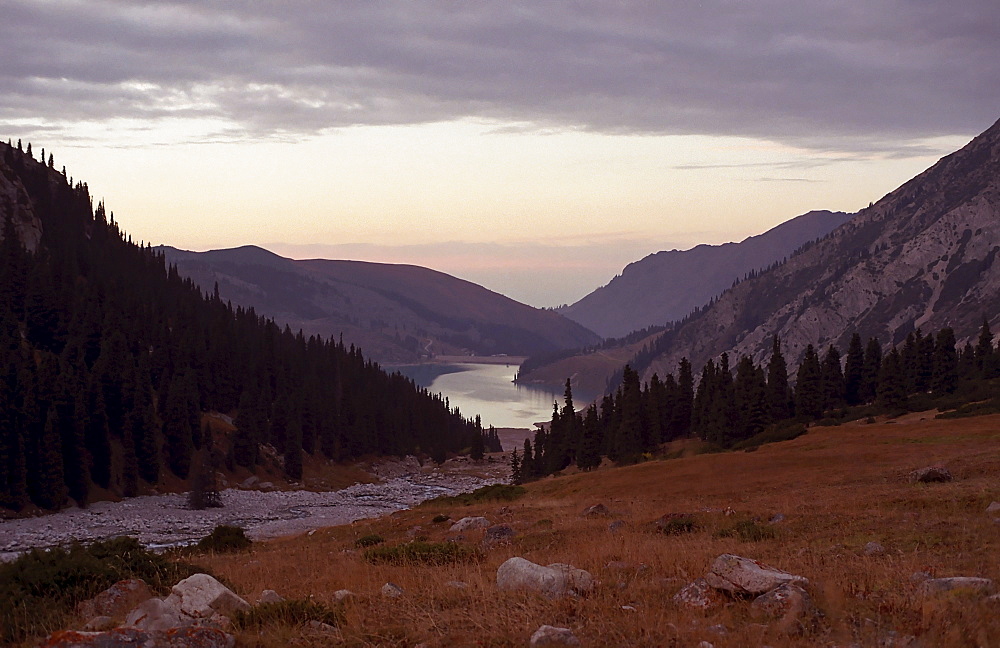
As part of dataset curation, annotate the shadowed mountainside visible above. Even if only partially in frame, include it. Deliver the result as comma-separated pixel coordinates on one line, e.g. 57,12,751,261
159,245,601,363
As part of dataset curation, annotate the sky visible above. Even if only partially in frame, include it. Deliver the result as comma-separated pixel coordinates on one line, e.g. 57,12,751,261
2,1,998,307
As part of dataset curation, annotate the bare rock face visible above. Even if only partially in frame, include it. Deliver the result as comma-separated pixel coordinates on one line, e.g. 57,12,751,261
919,576,994,597
40,626,235,648
910,466,953,483
530,624,581,646
449,516,491,532
704,554,808,595
77,578,153,621
750,582,820,634
496,557,594,598
673,578,725,611
166,574,250,619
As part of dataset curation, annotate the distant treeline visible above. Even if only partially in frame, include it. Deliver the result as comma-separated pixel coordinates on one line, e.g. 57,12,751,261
512,322,999,481
0,141,491,511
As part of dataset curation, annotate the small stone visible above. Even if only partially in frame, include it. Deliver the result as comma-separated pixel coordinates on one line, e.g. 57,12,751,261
382,582,404,598
621,605,637,612
449,516,490,532
708,624,728,635
864,541,885,556
258,589,284,605
482,524,516,545
697,642,715,648
82,616,115,631
768,513,786,524
529,624,581,646
909,466,952,483
750,583,820,635
581,503,610,517
307,620,338,633
673,578,725,611
986,501,1000,513
919,576,994,597
445,580,469,589
608,520,625,533
333,589,354,602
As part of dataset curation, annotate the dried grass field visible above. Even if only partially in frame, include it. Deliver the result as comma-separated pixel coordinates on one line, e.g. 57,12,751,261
193,412,1000,647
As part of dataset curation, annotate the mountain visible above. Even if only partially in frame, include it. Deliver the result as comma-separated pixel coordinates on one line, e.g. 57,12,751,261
159,246,600,363
557,210,852,339
0,140,489,512
636,117,1000,381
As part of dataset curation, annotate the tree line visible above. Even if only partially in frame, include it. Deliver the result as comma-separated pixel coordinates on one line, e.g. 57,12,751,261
0,141,490,511
512,321,998,482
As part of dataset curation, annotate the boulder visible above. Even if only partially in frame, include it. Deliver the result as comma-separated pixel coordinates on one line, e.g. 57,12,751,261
863,541,885,556
166,574,250,619
82,617,115,632
750,582,820,634
704,554,808,595
482,524,516,545
496,557,594,598
77,578,153,621
608,520,625,533
673,578,725,611
909,466,952,483
449,516,490,532
40,627,234,648
124,598,190,632
987,501,1000,513
530,625,581,646
333,589,354,602
382,582,404,598
258,589,284,605
240,476,259,489
919,576,994,597
580,503,610,517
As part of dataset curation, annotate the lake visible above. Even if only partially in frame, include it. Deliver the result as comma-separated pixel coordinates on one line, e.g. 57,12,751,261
390,362,595,430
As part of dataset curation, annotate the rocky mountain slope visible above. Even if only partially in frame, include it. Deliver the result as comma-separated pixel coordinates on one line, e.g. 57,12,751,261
160,245,600,363
558,210,851,339
639,116,1000,381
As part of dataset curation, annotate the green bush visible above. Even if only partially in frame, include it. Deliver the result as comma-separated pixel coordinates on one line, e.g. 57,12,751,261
354,533,385,548
716,519,776,542
363,541,481,565
0,537,197,644
429,484,525,506
233,599,343,630
197,525,252,553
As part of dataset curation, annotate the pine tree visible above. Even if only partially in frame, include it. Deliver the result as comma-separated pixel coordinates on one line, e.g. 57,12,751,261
766,336,792,421
820,345,845,411
860,338,883,404
976,317,996,378
32,409,68,510
877,347,907,409
794,344,823,418
932,328,958,394
509,448,522,485
672,358,694,436
162,372,194,478
613,366,644,461
576,404,602,471
843,333,865,405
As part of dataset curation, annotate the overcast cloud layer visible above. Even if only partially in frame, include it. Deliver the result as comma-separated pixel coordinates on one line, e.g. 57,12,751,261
3,1,998,153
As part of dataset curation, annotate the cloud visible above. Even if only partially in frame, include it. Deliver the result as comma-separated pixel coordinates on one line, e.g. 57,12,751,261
2,1,998,154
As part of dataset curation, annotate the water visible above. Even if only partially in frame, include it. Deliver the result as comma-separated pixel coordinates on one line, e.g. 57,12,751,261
392,363,591,429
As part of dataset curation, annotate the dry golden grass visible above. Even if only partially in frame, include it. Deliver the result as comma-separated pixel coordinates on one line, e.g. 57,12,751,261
192,412,1000,647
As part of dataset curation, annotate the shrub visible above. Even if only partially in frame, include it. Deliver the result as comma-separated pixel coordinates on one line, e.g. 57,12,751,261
354,533,385,548
363,541,481,565
233,599,343,630
431,514,450,524
429,484,525,506
0,537,197,644
716,519,776,542
197,525,252,553
655,514,698,535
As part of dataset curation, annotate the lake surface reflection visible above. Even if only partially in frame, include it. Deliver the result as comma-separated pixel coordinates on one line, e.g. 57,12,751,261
391,363,592,429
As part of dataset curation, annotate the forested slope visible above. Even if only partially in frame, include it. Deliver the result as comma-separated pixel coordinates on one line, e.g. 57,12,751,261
0,141,486,512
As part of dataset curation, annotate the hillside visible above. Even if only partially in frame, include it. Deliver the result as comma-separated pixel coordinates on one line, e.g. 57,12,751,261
160,245,600,363
559,210,852,339
0,141,488,513
183,412,1000,647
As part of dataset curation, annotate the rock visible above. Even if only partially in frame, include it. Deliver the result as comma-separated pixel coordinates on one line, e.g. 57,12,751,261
580,503,610,517
449,516,490,532
653,513,695,534
40,627,235,648
445,580,469,589
987,501,1000,513
382,582,404,598
768,513,786,524
909,466,952,483
704,554,808,595
240,476,259,489
124,597,191,632
696,642,714,648
257,481,274,492
529,625,581,646
77,578,153,620
483,524,516,545
864,541,885,556
707,624,728,635
673,578,725,611
333,589,354,602
167,574,250,619
258,589,284,604
306,620,339,633
496,557,594,598
909,571,933,584
919,576,994,597
750,582,820,634
608,520,625,533
82,617,116,631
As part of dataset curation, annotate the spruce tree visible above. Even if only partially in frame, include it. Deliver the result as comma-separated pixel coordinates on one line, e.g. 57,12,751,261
766,336,792,421
577,404,602,471
820,345,845,411
843,333,864,405
877,347,907,409
794,344,823,418
860,338,883,404
976,317,996,378
32,409,68,510
932,328,958,394
673,358,694,436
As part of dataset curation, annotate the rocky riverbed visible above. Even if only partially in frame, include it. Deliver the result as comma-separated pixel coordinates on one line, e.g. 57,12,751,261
0,457,508,562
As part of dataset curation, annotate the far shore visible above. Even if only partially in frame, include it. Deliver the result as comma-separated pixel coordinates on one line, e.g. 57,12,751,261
402,355,528,366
